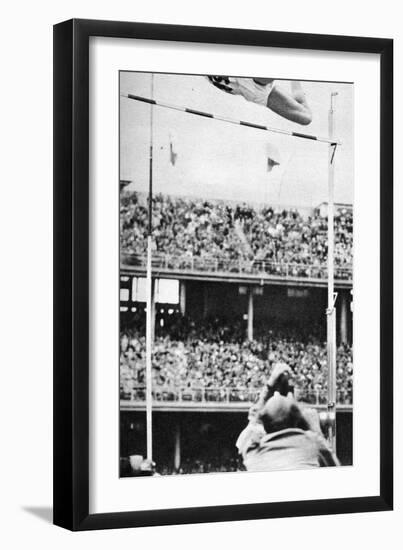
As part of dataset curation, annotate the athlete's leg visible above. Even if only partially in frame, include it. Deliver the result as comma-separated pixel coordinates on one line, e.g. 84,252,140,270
207,76,312,125
267,81,312,126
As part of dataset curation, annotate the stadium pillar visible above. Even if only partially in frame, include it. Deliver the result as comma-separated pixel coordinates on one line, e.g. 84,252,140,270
247,288,254,341
179,281,186,316
203,284,209,318
174,422,181,471
339,291,348,344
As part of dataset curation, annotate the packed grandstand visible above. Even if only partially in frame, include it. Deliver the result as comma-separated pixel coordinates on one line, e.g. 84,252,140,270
120,191,353,280
120,315,353,406
120,191,353,407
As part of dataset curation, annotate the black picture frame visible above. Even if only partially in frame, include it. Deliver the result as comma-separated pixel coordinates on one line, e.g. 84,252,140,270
53,18,393,531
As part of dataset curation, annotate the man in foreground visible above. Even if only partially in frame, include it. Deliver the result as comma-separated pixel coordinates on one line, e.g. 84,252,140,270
236,363,339,471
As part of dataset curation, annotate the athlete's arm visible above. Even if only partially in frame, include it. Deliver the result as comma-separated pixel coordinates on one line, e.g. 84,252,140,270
267,81,312,126
252,362,292,415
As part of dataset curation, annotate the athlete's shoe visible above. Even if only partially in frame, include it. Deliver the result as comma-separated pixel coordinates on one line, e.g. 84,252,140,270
207,76,274,106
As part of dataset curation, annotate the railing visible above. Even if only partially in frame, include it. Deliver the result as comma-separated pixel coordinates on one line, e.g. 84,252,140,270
121,253,352,281
121,385,353,406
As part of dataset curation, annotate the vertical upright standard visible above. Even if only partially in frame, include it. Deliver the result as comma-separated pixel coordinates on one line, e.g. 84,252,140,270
145,74,154,461
327,92,338,452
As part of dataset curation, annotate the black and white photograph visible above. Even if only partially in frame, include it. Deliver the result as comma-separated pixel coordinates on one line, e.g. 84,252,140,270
0,3,396,542
119,71,354,477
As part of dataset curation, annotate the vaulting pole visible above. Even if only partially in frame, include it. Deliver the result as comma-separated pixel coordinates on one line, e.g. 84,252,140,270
145,74,154,461
327,92,338,452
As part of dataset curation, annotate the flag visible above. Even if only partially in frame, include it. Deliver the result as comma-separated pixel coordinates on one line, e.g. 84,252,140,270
169,131,178,166
266,142,281,172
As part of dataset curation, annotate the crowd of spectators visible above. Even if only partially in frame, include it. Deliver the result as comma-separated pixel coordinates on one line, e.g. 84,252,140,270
120,316,353,405
120,191,353,278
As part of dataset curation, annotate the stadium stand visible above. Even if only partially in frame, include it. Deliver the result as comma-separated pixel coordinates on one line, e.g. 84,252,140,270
120,317,353,406
119,192,354,470
120,191,353,280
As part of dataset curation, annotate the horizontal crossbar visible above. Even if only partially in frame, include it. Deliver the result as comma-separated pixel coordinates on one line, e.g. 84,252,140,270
122,93,342,146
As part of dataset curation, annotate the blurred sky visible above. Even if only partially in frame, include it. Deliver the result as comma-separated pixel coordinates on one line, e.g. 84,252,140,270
120,72,353,208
